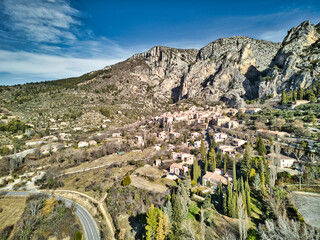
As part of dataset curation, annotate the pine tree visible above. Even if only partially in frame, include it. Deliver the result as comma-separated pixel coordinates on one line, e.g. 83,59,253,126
298,86,304,100
281,90,287,104
293,90,297,101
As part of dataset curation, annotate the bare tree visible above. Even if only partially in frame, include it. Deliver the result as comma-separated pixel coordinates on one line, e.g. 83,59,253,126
201,207,205,240
258,215,319,240
9,158,17,175
238,193,248,240
27,201,43,216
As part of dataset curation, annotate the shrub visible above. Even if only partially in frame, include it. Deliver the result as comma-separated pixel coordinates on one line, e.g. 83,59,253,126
74,231,82,240
122,175,132,187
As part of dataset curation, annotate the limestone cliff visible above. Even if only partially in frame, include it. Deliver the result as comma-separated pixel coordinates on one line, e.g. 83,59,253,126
259,21,320,98
84,20,319,108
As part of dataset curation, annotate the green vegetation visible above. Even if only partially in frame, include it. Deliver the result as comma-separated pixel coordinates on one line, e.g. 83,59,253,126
46,69,111,88
74,231,82,240
0,119,28,133
281,81,320,104
100,107,111,118
262,76,272,82
122,175,132,186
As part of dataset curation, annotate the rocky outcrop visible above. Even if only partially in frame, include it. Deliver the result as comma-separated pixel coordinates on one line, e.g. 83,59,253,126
180,37,280,107
259,21,320,98
86,21,320,108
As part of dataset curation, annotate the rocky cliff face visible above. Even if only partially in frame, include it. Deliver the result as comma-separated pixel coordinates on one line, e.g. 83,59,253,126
181,37,280,107
259,21,320,98
86,21,320,108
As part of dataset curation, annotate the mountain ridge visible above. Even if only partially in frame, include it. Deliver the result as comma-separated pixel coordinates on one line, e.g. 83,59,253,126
1,20,319,128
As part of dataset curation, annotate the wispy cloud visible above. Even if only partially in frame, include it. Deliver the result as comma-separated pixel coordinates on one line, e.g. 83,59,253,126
2,0,80,44
0,0,135,85
258,29,287,42
0,50,122,83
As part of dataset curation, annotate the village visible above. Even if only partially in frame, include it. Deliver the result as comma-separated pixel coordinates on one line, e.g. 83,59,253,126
1,102,317,188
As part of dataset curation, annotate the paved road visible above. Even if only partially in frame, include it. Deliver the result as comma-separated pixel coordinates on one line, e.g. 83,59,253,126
1,190,100,240
291,191,320,228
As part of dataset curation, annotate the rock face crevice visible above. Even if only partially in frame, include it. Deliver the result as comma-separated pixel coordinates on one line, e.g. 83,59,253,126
86,21,320,108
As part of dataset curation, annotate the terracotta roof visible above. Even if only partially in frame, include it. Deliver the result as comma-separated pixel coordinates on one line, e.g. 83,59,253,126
203,171,228,185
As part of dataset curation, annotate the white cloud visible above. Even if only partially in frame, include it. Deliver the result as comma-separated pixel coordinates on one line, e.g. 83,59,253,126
0,50,123,81
2,0,79,43
259,29,287,43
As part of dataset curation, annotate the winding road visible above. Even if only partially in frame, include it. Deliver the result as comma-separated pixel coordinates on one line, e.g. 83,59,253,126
2,190,100,240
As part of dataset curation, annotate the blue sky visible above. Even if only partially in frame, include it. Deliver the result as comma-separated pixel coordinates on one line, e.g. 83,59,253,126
0,0,320,85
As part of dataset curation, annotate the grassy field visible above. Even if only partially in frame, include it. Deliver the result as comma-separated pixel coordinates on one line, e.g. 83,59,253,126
0,196,26,232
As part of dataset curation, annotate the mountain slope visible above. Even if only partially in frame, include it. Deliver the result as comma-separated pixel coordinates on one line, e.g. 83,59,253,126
1,21,319,128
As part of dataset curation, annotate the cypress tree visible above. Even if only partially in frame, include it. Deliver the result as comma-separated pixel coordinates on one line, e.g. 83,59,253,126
233,159,237,191
232,193,237,218
256,136,266,156
240,143,252,178
200,140,206,160
192,160,200,183
227,179,233,217
245,181,251,216
217,180,223,210
208,147,216,169
223,192,228,215
212,158,216,173
205,158,208,173
223,158,227,174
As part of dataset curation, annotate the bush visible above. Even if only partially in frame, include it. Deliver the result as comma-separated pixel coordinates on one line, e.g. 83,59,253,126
122,175,132,187
74,231,82,240
100,107,111,118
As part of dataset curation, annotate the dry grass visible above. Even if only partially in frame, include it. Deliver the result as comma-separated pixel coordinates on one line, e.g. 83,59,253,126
130,176,168,193
61,165,135,200
64,148,155,173
0,196,26,232
134,165,164,179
